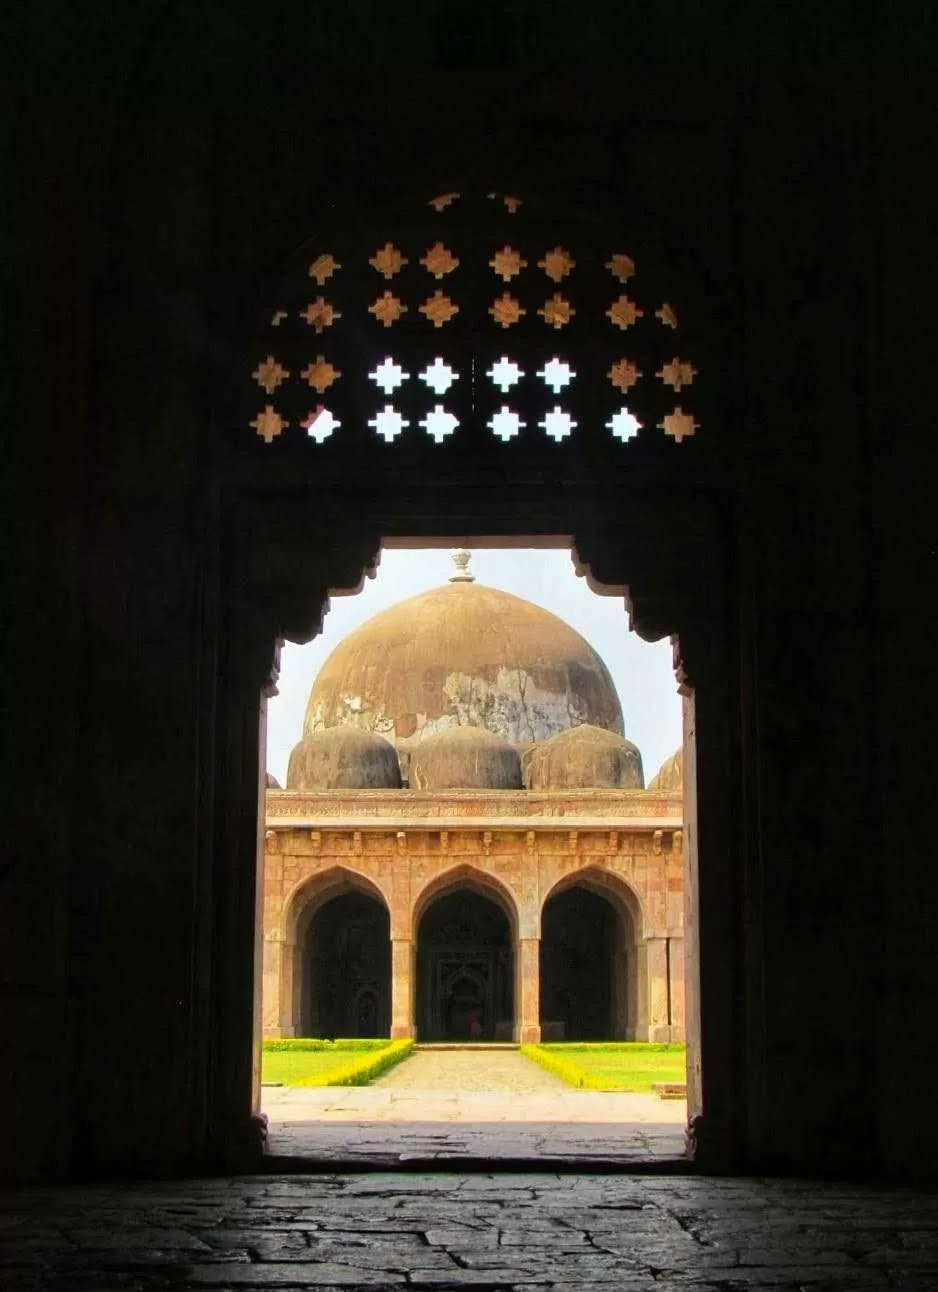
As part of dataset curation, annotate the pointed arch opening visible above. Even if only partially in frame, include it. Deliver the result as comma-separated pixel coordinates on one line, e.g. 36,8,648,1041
414,866,518,1042
281,867,391,1038
539,866,646,1042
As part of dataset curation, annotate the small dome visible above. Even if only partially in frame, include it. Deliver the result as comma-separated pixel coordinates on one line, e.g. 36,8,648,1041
265,772,282,790
523,724,644,790
648,748,683,791
286,728,402,790
409,725,522,791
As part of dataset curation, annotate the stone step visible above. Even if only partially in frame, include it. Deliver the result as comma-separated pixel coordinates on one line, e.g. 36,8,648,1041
653,1082,687,1099
413,1042,520,1052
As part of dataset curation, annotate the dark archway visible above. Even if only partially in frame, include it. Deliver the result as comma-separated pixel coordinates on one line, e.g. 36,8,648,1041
302,891,390,1038
540,886,624,1041
416,889,514,1041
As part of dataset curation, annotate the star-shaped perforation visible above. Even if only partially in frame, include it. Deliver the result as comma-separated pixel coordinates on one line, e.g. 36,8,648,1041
608,359,641,392
658,359,697,392
308,253,340,285
537,358,575,393
421,242,459,279
606,296,643,330
659,407,698,442
488,357,523,391
369,292,407,327
539,294,575,329
420,358,458,395
301,356,341,394
420,291,459,328
370,243,409,279
370,357,409,395
490,246,527,282
538,247,575,283
539,406,577,441
607,409,641,442
369,405,409,442
606,253,636,284
251,405,288,443
656,303,678,329
253,356,289,394
488,406,524,441
419,405,459,444
303,407,341,443
490,293,526,328
302,298,341,333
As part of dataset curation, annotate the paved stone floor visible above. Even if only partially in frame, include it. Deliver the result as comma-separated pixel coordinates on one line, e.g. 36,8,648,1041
3,1172,938,1289
373,1051,569,1093
263,1049,687,1164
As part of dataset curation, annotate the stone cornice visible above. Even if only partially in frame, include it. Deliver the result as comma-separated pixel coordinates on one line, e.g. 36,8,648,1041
264,788,682,831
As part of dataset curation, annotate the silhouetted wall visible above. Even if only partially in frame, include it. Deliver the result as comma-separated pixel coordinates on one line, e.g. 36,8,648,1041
4,1,936,1180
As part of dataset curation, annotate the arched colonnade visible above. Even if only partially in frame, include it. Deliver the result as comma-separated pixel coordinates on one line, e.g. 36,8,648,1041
262,811,684,1045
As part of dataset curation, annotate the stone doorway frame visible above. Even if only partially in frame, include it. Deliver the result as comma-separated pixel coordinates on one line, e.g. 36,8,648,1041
212,473,744,1170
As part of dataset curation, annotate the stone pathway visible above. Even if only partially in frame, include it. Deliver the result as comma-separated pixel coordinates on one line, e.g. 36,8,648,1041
373,1049,568,1093
3,1172,938,1289
263,1048,687,1164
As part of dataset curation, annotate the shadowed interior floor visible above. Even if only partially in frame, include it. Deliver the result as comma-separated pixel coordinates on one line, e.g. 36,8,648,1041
2,1173,937,1289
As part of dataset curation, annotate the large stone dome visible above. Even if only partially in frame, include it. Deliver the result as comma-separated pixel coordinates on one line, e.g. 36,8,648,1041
304,573,624,745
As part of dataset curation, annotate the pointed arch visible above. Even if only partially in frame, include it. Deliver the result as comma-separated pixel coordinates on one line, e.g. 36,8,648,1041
284,864,390,946
281,866,391,1038
540,864,646,1041
541,863,645,941
413,864,518,1042
412,862,520,939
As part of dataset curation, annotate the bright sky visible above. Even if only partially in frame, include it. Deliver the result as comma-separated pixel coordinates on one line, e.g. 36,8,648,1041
266,547,683,785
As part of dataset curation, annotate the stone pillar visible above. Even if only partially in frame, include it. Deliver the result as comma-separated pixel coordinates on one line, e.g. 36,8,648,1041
391,938,415,1039
668,934,685,1041
262,933,285,1037
645,936,672,1042
515,937,541,1044
280,937,297,1038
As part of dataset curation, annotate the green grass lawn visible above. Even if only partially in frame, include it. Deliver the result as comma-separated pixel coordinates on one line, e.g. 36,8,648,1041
261,1039,411,1087
521,1042,686,1092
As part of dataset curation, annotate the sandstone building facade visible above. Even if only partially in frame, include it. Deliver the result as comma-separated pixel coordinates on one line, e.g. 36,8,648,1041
262,559,684,1046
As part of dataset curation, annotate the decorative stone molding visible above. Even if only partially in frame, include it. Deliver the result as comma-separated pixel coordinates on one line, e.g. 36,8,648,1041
265,788,681,824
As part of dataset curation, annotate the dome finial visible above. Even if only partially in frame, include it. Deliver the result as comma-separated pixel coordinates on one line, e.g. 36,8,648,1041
449,548,475,582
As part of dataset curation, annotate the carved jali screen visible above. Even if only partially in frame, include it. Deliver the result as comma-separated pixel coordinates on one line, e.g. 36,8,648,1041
245,191,703,451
